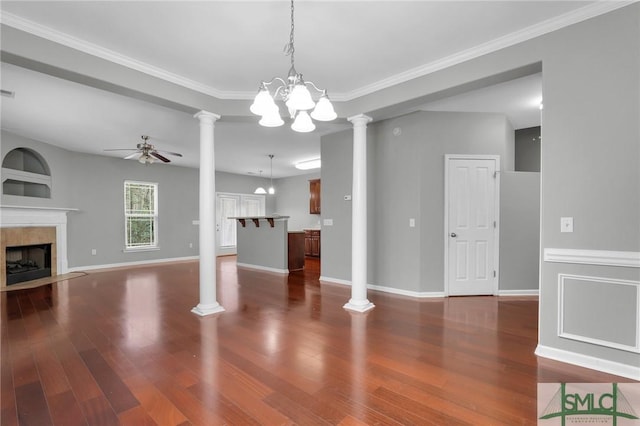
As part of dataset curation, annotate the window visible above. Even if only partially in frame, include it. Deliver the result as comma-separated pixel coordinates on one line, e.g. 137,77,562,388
124,181,158,250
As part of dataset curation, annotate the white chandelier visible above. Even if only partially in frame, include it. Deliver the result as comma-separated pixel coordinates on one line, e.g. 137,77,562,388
250,0,336,133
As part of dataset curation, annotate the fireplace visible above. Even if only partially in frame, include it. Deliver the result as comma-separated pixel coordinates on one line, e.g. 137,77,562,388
1,225,58,288
6,244,52,285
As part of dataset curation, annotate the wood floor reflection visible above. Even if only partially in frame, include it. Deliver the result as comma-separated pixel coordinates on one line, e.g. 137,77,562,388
1,256,633,425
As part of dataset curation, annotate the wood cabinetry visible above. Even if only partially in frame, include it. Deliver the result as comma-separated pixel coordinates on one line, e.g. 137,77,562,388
288,232,305,271
309,179,321,214
304,230,321,257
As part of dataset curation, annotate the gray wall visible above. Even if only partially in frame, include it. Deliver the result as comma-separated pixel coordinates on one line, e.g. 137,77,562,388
236,219,288,271
515,126,541,172
537,6,640,369
499,172,540,291
321,110,515,292
321,5,640,372
320,130,354,281
1,131,280,268
273,171,321,231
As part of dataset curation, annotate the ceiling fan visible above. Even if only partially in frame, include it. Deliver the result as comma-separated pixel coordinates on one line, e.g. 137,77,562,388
104,135,182,164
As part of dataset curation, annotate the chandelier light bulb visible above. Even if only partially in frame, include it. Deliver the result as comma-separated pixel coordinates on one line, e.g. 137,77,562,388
291,110,315,133
250,89,276,116
310,95,337,121
286,83,315,111
259,109,284,127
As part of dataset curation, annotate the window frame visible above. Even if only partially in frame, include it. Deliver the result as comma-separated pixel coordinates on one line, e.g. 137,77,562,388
123,180,159,251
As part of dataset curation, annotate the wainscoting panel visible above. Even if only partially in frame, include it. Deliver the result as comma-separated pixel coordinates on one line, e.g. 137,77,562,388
558,274,639,353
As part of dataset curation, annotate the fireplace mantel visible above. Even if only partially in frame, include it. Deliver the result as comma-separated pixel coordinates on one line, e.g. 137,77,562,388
1,205,78,279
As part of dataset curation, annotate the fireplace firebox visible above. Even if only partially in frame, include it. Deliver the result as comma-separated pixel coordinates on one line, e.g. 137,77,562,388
5,244,52,285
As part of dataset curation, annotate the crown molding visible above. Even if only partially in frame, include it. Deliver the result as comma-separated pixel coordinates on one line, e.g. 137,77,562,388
2,1,635,103
334,1,636,102
0,11,251,100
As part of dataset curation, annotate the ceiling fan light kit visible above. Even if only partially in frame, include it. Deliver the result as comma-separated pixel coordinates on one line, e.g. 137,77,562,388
250,0,336,133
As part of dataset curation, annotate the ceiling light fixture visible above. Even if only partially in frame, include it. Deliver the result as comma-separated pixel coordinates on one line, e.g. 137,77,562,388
294,158,321,170
138,153,155,165
250,0,336,133
254,170,267,194
268,154,276,195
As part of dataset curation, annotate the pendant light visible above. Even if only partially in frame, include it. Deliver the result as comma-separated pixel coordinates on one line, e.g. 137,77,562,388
268,154,275,195
254,170,267,194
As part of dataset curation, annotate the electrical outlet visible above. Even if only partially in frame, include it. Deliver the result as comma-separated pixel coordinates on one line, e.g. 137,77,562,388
189,243,193,248
91,249,97,255
409,218,415,227
561,217,573,233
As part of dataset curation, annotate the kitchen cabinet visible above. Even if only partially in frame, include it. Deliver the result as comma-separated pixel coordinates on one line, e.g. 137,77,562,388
309,179,321,214
288,232,305,271
304,229,321,257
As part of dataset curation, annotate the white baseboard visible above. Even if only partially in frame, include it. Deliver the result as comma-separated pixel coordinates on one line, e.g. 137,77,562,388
319,276,445,298
319,276,351,286
367,284,446,298
236,263,287,274
535,344,640,381
498,289,539,296
67,255,199,272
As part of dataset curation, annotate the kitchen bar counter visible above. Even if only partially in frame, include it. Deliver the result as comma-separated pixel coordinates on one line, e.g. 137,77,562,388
232,216,303,273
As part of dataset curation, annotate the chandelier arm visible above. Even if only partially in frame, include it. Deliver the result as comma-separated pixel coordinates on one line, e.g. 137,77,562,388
274,85,287,100
303,81,328,95
262,77,288,89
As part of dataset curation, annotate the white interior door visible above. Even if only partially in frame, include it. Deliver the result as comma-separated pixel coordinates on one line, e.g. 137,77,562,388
215,193,266,256
216,194,239,256
445,155,500,296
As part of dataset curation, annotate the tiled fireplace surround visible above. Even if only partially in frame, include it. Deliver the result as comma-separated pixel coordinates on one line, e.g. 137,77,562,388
0,206,73,288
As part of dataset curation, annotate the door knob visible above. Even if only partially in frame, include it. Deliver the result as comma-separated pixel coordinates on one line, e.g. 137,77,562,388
450,232,457,238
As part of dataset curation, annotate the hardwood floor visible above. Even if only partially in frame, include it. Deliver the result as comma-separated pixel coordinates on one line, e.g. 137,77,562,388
1,256,634,425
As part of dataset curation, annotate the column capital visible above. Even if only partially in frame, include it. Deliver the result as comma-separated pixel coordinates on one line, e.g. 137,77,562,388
194,110,221,123
348,114,372,126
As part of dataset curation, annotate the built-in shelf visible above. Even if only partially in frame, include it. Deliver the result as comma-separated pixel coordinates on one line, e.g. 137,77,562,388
2,148,52,199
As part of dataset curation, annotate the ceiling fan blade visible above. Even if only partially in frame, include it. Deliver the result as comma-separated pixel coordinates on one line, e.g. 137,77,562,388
150,151,171,163
104,148,138,152
124,152,140,160
156,150,183,157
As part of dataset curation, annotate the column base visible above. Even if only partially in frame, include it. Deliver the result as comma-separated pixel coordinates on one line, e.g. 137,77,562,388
191,303,225,317
343,300,375,313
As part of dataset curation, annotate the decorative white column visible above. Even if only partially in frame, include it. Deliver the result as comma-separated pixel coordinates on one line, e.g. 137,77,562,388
192,111,225,316
344,114,375,313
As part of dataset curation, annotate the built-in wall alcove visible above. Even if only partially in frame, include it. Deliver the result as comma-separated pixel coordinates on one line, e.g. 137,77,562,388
2,147,52,198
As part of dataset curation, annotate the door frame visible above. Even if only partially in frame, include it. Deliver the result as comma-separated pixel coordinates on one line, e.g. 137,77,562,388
443,154,501,296
215,192,266,256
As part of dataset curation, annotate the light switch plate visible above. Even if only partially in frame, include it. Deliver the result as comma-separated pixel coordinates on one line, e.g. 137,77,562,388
409,218,415,227
323,219,333,226
561,217,573,233
344,195,352,201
